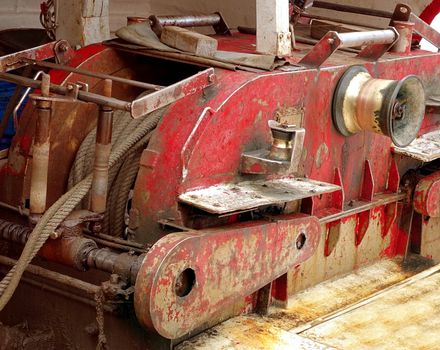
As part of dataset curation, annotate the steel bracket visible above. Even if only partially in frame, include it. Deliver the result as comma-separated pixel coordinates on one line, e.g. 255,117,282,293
134,213,321,339
241,121,305,175
299,28,399,67
0,40,74,73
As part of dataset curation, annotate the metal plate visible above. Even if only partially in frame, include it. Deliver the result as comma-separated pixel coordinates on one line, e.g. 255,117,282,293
130,68,214,118
393,130,440,162
178,177,341,214
0,41,57,72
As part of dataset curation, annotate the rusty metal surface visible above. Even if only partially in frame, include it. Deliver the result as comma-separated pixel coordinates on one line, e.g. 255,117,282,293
0,45,151,209
0,41,57,72
414,170,440,217
0,10,440,348
178,177,340,214
0,217,142,280
135,214,321,339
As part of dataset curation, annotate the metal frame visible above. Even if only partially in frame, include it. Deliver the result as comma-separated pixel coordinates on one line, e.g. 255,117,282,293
311,1,440,50
299,28,399,67
0,43,216,119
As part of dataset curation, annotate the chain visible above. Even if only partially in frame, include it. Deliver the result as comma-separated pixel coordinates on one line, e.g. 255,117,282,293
94,289,108,350
40,0,57,40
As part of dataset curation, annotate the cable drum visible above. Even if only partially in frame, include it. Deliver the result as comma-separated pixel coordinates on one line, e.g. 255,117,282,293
0,107,164,311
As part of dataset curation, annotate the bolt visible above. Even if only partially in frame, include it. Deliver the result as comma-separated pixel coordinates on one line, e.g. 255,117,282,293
59,43,68,52
49,231,61,239
328,38,335,45
91,221,103,234
110,274,120,284
400,6,408,13
208,74,215,83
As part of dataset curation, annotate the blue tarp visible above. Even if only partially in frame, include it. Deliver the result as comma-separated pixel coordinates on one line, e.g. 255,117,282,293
0,81,27,150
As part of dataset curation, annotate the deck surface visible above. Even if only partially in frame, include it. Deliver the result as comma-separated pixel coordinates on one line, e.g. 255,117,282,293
177,256,436,350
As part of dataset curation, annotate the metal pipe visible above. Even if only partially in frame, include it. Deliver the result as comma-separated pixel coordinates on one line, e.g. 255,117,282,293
29,73,51,215
0,255,100,295
26,59,164,91
151,13,221,28
0,201,28,216
85,231,145,250
0,72,131,111
84,234,146,254
319,193,406,224
338,29,397,48
236,27,360,53
91,79,113,214
312,1,393,19
86,248,119,275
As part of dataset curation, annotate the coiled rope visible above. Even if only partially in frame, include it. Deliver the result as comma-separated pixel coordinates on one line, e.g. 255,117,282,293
0,108,163,311
69,109,153,236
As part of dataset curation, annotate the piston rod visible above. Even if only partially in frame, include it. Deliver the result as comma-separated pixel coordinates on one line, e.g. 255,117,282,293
91,79,113,214
29,73,52,215
338,29,398,48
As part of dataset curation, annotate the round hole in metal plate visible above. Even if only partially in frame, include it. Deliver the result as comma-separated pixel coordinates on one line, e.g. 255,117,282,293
296,232,307,250
175,268,196,297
